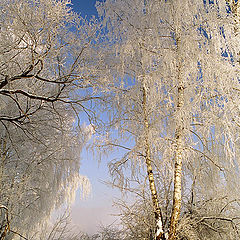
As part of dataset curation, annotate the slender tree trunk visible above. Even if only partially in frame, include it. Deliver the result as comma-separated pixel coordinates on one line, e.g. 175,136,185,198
142,84,165,240
168,35,184,240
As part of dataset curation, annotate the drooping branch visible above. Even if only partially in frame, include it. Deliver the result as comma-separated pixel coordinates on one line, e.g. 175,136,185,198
0,89,61,103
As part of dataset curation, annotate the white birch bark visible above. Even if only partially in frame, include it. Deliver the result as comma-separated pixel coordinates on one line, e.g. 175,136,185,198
142,84,165,240
169,33,184,240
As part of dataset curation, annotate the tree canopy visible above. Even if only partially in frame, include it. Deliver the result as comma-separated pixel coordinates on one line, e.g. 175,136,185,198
1,0,240,239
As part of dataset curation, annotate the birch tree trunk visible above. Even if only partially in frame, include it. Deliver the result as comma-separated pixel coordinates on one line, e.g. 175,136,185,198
142,84,165,240
169,34,184,240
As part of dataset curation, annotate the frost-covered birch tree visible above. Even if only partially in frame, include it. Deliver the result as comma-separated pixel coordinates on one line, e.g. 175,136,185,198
96,0,240,239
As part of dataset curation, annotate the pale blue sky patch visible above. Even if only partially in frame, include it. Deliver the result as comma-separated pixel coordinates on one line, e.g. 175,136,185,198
66,0,123,235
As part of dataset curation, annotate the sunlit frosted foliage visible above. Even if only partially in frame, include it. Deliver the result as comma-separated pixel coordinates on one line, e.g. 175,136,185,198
0,0,95,238
97,0,240,183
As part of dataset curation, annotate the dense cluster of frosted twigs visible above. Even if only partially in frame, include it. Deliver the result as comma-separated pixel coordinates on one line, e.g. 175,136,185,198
1,0,240,239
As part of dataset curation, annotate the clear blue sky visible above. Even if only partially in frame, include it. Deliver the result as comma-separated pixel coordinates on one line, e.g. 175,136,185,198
71,0,104,18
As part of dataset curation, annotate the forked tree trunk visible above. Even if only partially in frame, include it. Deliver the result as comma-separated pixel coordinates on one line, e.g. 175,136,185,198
168,35,184,240
142,84,165,240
